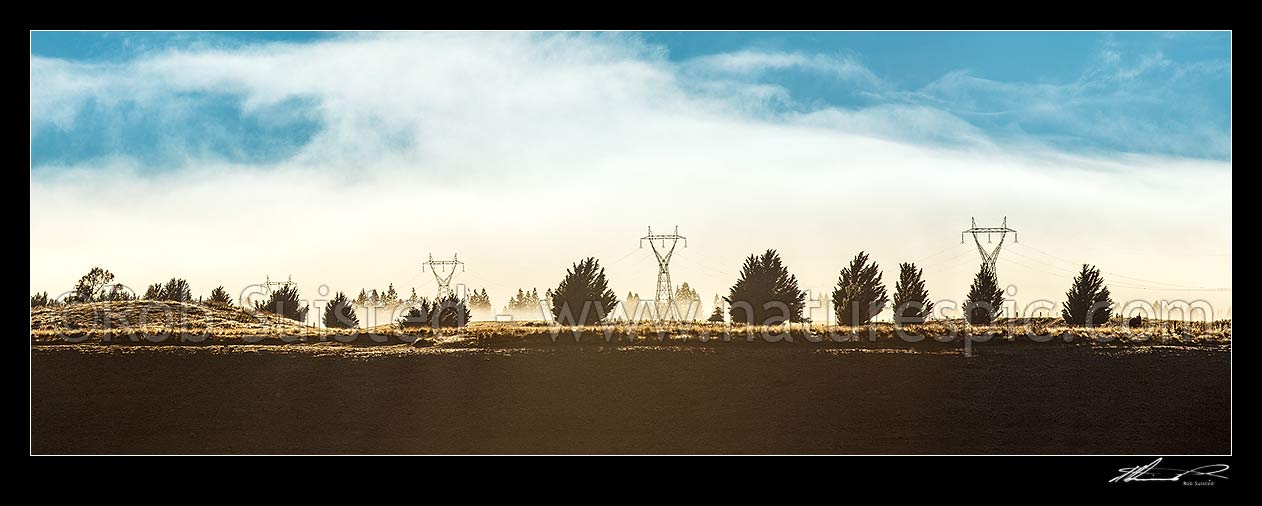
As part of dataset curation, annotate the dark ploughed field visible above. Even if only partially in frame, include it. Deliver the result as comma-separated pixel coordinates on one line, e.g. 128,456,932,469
31,345,1230,454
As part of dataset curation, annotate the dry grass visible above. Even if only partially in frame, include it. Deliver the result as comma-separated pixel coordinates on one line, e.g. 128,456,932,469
29,301,1230,348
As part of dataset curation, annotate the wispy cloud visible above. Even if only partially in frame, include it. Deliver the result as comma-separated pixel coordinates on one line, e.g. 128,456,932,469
899,42,1231,159
28,32,1231,317
686,50,885,88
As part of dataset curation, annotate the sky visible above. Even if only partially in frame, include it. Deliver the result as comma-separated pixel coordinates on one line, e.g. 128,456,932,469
29,31,1232,323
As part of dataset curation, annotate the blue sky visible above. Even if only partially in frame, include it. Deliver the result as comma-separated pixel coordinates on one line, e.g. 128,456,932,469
31,31,1231,170
29,32,1232,319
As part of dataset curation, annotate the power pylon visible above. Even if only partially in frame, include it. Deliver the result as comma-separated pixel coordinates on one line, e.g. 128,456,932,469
263,275,295,294
422,253,465,300
961,217,1018,273
640,226,687,321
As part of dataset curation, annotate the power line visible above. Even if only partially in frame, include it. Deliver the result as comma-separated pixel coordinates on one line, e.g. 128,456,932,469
1000,251,1230,292
1013,243,1230,291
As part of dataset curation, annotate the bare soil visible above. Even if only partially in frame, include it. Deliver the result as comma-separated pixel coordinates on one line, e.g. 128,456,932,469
31,344,1230,454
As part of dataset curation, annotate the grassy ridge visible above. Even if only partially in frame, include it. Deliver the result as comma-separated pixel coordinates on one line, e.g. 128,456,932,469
30,301,1230,348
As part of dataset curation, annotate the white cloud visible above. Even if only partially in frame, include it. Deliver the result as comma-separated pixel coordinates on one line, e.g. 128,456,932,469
29,32,1232,320
686,49,884,88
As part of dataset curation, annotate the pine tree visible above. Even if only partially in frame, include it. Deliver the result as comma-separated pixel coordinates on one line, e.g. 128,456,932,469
506,288,544,315
398,301,434,329
725,249,806,325
144,283,165,300
384,284,399,304
323,291,360,329
550,257,618,325
891,262,933,324
625,292,642,321
161,278,193,302
369,289,380,306
507,289,526,312
708,303,725,323
963,264,1005,324
31,291,53,307
1062,264,1114,327
674,282,701,320
254,284,310,322
432,293,472,328
468,288,493,313
832,251,889,326
105,283,134,301
355,289,368,305
408,288,419,303
207,286,234,306
68,267,115,303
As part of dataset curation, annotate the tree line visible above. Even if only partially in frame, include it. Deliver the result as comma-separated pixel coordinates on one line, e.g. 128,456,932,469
32,250,1119,330
545,250,1114,327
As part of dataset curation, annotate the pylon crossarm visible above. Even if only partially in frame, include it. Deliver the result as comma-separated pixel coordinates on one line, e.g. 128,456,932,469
963,218,1017,275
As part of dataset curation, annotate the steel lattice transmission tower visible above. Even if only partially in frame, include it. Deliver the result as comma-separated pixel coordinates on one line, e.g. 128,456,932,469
961,217,1018,273
641,226,687,321
422,253,465,300
263,275,295,294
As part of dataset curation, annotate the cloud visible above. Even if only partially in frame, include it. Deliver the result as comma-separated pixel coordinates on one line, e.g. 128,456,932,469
28,32,1232,320
901,44,1231,159
685,49,884,88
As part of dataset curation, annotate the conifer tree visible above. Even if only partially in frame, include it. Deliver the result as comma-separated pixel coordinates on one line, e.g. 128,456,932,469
145,283,165,300
725,249,806,324
891,262,933,324
254,284,310,322
832,251,889,326
323,291,360,329
161,278,193,303
1062,264,1114,326
550,257,618,325
963,264,1005,324
431,293,472,328
68,267,115,303
208,286,234,306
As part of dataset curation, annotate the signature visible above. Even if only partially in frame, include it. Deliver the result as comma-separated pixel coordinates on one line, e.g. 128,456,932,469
1110,458,1229,483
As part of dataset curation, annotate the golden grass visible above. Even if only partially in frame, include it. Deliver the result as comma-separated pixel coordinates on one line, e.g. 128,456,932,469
30,301,1230,347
